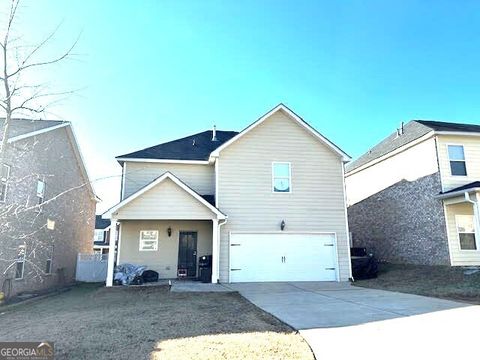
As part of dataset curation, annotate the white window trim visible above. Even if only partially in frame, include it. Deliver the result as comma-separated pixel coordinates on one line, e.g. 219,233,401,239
446,144,468,177
272,162,292,193
139,230,159,251
455,214,478,251
0,164,11,203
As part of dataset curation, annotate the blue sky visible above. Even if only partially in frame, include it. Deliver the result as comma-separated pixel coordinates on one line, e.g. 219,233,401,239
10,0,480,211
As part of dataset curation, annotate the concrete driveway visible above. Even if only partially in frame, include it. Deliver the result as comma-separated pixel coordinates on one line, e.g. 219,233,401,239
226,282,479,359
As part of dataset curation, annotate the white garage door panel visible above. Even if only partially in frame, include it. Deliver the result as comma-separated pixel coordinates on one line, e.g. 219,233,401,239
230,233,337,282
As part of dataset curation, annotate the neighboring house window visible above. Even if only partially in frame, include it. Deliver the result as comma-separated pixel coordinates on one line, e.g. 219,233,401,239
37,179,46,204
272,162,291,193
93,249,102,255
456,215,477,250
35,179,45,212
0,164,10,202
448,145,467,176
45,245,53,274
139,230,158,251
94,230,104,243
15,245,26,280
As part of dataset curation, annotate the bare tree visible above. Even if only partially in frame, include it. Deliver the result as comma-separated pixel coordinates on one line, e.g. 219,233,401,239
0,0,78,163
0,0,94,300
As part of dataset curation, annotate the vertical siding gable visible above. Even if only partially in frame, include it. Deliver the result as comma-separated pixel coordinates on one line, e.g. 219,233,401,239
117,177,216,220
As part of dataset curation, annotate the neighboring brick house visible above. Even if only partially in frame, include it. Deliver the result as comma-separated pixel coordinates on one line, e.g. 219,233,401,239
346,120,480,267
0,119,96,297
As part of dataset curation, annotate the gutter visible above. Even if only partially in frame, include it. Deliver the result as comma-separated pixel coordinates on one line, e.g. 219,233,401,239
435,188,480,200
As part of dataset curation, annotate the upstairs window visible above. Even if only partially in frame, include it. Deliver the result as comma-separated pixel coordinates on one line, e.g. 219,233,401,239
456,215,477,250
272,162,291,193
448,145,467,176
0,164,10,202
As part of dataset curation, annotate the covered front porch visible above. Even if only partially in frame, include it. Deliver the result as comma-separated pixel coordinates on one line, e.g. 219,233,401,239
117,220,213,280
438,183,480,266
102,172,227,286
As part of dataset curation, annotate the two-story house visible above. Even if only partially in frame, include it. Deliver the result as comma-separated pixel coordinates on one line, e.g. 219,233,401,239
346,120,480,267
0,119,96,297
103,104,352,285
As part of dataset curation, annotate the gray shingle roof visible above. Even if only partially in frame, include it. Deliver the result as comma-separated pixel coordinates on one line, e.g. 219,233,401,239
0,118,66,141
415,120,480,133
95,215,111,230
116,130,239,161
346,119,480,173
440,181,480,195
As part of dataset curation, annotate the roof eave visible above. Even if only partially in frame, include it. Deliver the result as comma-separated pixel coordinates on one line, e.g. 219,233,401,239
116,157,210,165
435,188,480,200
433,131,480,137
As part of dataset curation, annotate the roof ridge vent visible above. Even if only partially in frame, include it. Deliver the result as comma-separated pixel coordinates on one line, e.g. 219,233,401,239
212,125,217,141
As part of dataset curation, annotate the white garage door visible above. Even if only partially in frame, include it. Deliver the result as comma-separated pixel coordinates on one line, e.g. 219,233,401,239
229,233,338,282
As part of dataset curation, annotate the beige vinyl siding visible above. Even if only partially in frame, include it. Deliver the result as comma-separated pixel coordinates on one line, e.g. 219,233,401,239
444,200,480,265
119,220,212,278
345,137,439,205
123,162,215,199
436,135,480,192
217,109,350,282
115,178,216,220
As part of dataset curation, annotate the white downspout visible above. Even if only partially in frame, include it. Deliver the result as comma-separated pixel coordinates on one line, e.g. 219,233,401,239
464,192,480,243
216,218,228,283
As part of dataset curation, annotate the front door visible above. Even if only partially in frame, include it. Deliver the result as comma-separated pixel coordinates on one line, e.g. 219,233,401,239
178,231,198,277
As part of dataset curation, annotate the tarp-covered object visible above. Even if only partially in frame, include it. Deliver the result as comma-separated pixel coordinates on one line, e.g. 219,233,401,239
114,263,147,285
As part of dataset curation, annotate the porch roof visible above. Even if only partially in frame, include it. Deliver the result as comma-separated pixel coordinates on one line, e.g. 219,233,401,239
436,181,480,199
103,172,226,220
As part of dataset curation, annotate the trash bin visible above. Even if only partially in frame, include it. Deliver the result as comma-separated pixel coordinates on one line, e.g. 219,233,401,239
198,255,212,283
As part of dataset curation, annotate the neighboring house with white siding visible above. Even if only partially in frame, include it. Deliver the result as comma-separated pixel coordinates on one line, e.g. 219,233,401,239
93,215,111,255
346,120,480,267
103,104,352,285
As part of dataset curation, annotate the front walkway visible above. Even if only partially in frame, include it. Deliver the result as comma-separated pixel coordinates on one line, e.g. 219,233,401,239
225,282,478,359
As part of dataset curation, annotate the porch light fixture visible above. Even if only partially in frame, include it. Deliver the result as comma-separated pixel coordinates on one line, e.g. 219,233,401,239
280,220,286,231
167,227,172,237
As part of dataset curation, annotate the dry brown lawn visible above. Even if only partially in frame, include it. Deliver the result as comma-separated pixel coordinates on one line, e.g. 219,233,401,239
0,284,313,360
354,263,480,304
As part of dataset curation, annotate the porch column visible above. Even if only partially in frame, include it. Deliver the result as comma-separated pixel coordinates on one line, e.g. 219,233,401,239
474,194,480,241
106,219,118,287
212,219,219,283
